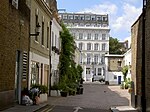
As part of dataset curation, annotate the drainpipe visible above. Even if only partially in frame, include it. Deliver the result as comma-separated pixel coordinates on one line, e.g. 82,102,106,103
141,0,146,111
49,20,52,96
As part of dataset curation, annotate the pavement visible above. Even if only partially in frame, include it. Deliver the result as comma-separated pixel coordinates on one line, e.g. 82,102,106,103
2,82,139,112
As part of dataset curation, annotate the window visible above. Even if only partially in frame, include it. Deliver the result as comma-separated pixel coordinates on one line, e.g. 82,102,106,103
94,55,98,64
98,68,102,75
47,27,49,48
31,61,39,85
94,68,96,75
91,16,96,20
86,68,90,74
35,15,38,41
80,15,84,20
102,43,106,51
103,16,108,21
114,75,117,79
52,31,54,46
87,54,91,64
94,43,98,50
101,54,105,64
41,22,44,45
85,15,90,20
87,43,91,50
102,34,106,40
97,16,101,21
74,15,79,20
95,34,98,40
79,43,83,50
63,15,67,19
118,61,122,67
87,33,91,39
79,33,83,39
68,15,73,19
41,63,43,84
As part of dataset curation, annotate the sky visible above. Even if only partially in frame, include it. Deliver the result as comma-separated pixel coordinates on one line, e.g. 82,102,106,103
57,0,143,45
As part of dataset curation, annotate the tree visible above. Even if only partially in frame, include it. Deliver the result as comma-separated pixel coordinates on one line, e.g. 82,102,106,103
109,37,123,54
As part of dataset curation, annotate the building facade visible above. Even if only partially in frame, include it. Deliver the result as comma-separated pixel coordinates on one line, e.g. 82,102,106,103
29,0,52,90
131,14,143,110
0,0,30,109
59,12,110,82
51,18,62,86
105,49,131,85
105,55,124,85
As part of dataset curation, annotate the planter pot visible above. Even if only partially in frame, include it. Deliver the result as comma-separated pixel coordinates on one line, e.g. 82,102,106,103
60,91,68,97
51,90,60,96
39,93,47,103
80,88,83,94
76,88,81,94
69,90,76,96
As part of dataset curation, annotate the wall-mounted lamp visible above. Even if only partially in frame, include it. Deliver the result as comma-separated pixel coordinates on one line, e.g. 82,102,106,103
30,23,41,36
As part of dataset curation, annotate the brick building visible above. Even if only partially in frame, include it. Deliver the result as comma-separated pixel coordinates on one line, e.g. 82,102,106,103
145,0,150,111
131,1,150,111
131,13,143,110
0,0,30,110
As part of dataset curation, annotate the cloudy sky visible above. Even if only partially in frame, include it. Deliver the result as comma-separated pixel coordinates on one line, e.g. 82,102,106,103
57,0,142,44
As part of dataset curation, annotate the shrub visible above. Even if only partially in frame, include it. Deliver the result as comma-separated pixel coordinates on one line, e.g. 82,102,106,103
31,84,48,94
51,84,59,90
120,83,124,89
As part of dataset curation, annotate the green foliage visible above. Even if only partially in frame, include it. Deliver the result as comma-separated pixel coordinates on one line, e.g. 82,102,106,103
120,78,131,89
31,84,48,93
58,23,79,92
109,37,123,54
51,83,59,90
122,65,129,81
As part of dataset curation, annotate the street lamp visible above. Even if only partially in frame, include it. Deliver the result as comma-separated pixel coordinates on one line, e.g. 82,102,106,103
30,23,41,36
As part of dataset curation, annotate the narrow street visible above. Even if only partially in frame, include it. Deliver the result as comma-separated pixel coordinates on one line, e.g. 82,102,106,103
46,82,130,112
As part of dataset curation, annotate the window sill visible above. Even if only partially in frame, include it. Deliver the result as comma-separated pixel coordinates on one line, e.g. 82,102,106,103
42,45,45,48
34,40,39,44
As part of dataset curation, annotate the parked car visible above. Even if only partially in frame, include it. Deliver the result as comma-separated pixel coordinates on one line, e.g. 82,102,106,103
92,75,105,82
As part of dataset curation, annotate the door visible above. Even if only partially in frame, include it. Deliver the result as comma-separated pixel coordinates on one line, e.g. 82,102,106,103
15,50,22,104
118,76,121,84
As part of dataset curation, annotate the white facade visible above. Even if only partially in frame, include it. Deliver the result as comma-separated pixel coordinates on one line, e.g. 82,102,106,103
51,18,62,86
59,13,110,82
123,49,131,79
105,49,132,85
105,54,123,85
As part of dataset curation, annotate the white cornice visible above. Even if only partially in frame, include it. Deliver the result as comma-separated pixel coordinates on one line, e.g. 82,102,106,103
36,0,52,18
52,18,62,31
67,26,110,31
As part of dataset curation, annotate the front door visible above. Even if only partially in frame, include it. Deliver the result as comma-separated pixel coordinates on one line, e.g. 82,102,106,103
118,76,121,84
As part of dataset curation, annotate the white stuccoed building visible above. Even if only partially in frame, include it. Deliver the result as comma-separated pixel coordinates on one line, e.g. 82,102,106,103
51,18,62,86
59,12,110,82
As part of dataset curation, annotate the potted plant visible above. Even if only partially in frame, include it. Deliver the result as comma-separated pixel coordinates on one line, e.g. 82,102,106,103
58,82,69,97
30,84,48,103
51,84,60,96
